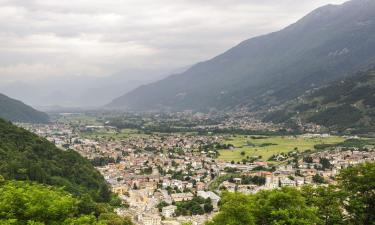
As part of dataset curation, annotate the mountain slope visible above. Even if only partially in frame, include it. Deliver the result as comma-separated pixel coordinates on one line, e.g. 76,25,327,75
0,93,49,123
0,118,110,202
263,68,375,133
109,0,375,111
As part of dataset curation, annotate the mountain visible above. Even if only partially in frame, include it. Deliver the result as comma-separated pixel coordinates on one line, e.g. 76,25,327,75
0,118,110,202
0,68,177,109
263,68,375,134
0,93,49,123
109,0,375,112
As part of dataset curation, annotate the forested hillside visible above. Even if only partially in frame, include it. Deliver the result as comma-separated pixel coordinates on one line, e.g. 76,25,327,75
0,118,108,202
0,93,49,123
263,69,375,133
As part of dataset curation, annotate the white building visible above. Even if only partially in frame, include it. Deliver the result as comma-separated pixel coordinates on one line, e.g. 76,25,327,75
161,205,177,218
197,191,221,208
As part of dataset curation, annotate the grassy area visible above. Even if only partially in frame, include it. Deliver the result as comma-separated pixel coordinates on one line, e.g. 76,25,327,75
55,113,102,126
80,128,149,140
218,135,345,162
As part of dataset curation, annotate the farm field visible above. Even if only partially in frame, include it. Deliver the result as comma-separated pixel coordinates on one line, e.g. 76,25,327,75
55,113,102,125
81,128,149,140
218,135,345,162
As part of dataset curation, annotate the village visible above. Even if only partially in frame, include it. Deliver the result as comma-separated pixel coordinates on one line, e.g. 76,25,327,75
18,115,375,225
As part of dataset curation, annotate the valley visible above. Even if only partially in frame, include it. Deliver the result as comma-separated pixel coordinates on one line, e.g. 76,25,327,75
1,0,375,224
17,111,375,224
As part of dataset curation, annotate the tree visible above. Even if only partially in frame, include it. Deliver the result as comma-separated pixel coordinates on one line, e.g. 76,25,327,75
338,162,375,224
207,188,319,225
312,174,325,184
207,163,375,225
206,192,255,225
320,158,332,170
204,203,214,213
302,185,345,225
0,180,133,225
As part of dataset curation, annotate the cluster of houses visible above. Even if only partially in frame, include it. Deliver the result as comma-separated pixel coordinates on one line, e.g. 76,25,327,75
19,119,375,225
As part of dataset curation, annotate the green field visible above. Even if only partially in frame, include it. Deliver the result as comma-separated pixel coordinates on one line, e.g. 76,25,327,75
218,135,345,162
55,113,102,126
81,128,149,140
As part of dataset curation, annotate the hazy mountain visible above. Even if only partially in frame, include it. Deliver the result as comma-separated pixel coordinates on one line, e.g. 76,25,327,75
108,0,375,112
263,68,375,133
0,68,177,109
0,93,49,123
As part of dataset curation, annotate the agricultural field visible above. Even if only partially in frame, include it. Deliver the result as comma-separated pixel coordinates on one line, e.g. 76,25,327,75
80,128,149,140
218,135,345,162
55,113,102,126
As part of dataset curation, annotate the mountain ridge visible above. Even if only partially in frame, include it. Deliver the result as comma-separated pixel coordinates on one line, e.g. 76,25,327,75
108,0,375,112
0,93,49,123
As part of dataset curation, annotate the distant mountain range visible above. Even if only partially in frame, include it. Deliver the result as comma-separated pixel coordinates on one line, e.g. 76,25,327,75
108,0,375,112
0,93,49,123
263,68,375,133
0,68,176,109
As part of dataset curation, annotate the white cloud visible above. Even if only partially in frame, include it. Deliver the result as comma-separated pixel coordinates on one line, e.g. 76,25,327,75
0,0,348,83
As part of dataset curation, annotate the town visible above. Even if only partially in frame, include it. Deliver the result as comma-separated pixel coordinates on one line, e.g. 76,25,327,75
19,112,375,225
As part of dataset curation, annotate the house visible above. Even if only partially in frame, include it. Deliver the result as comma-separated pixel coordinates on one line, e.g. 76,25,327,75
196,182,206,191
171,192,194,202
280,177,295,187
161,205,177,218
138,214,161,225
197,191,221,208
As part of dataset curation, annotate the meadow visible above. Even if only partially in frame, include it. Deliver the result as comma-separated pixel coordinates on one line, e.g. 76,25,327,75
80,128,149,140
218,135,345,162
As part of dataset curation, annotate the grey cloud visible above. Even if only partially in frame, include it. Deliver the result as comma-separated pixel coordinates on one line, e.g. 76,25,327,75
0,0,348,84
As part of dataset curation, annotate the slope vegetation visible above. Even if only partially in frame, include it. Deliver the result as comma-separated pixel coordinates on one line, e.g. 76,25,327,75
0,119,109,202
264,69,375,133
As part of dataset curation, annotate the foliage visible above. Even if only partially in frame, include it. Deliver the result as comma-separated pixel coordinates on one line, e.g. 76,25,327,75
266,69,375,133
207,162,375,225
338,162,375,224
175,197,213,216
307,104,362,129
301,185,345,225
0,119,110,202
0,180,133,225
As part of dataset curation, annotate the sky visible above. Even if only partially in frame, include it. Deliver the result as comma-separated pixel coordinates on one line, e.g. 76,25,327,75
0,0,348,84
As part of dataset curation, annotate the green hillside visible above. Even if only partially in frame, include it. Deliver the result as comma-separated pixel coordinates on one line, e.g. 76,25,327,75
263,69,375,133
0,93,49,123
0,118,109,202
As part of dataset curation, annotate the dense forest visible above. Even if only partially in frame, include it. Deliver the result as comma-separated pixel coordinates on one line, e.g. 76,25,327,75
207,162,375,225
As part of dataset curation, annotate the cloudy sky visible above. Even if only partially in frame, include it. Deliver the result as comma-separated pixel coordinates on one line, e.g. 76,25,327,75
0,0,348,83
